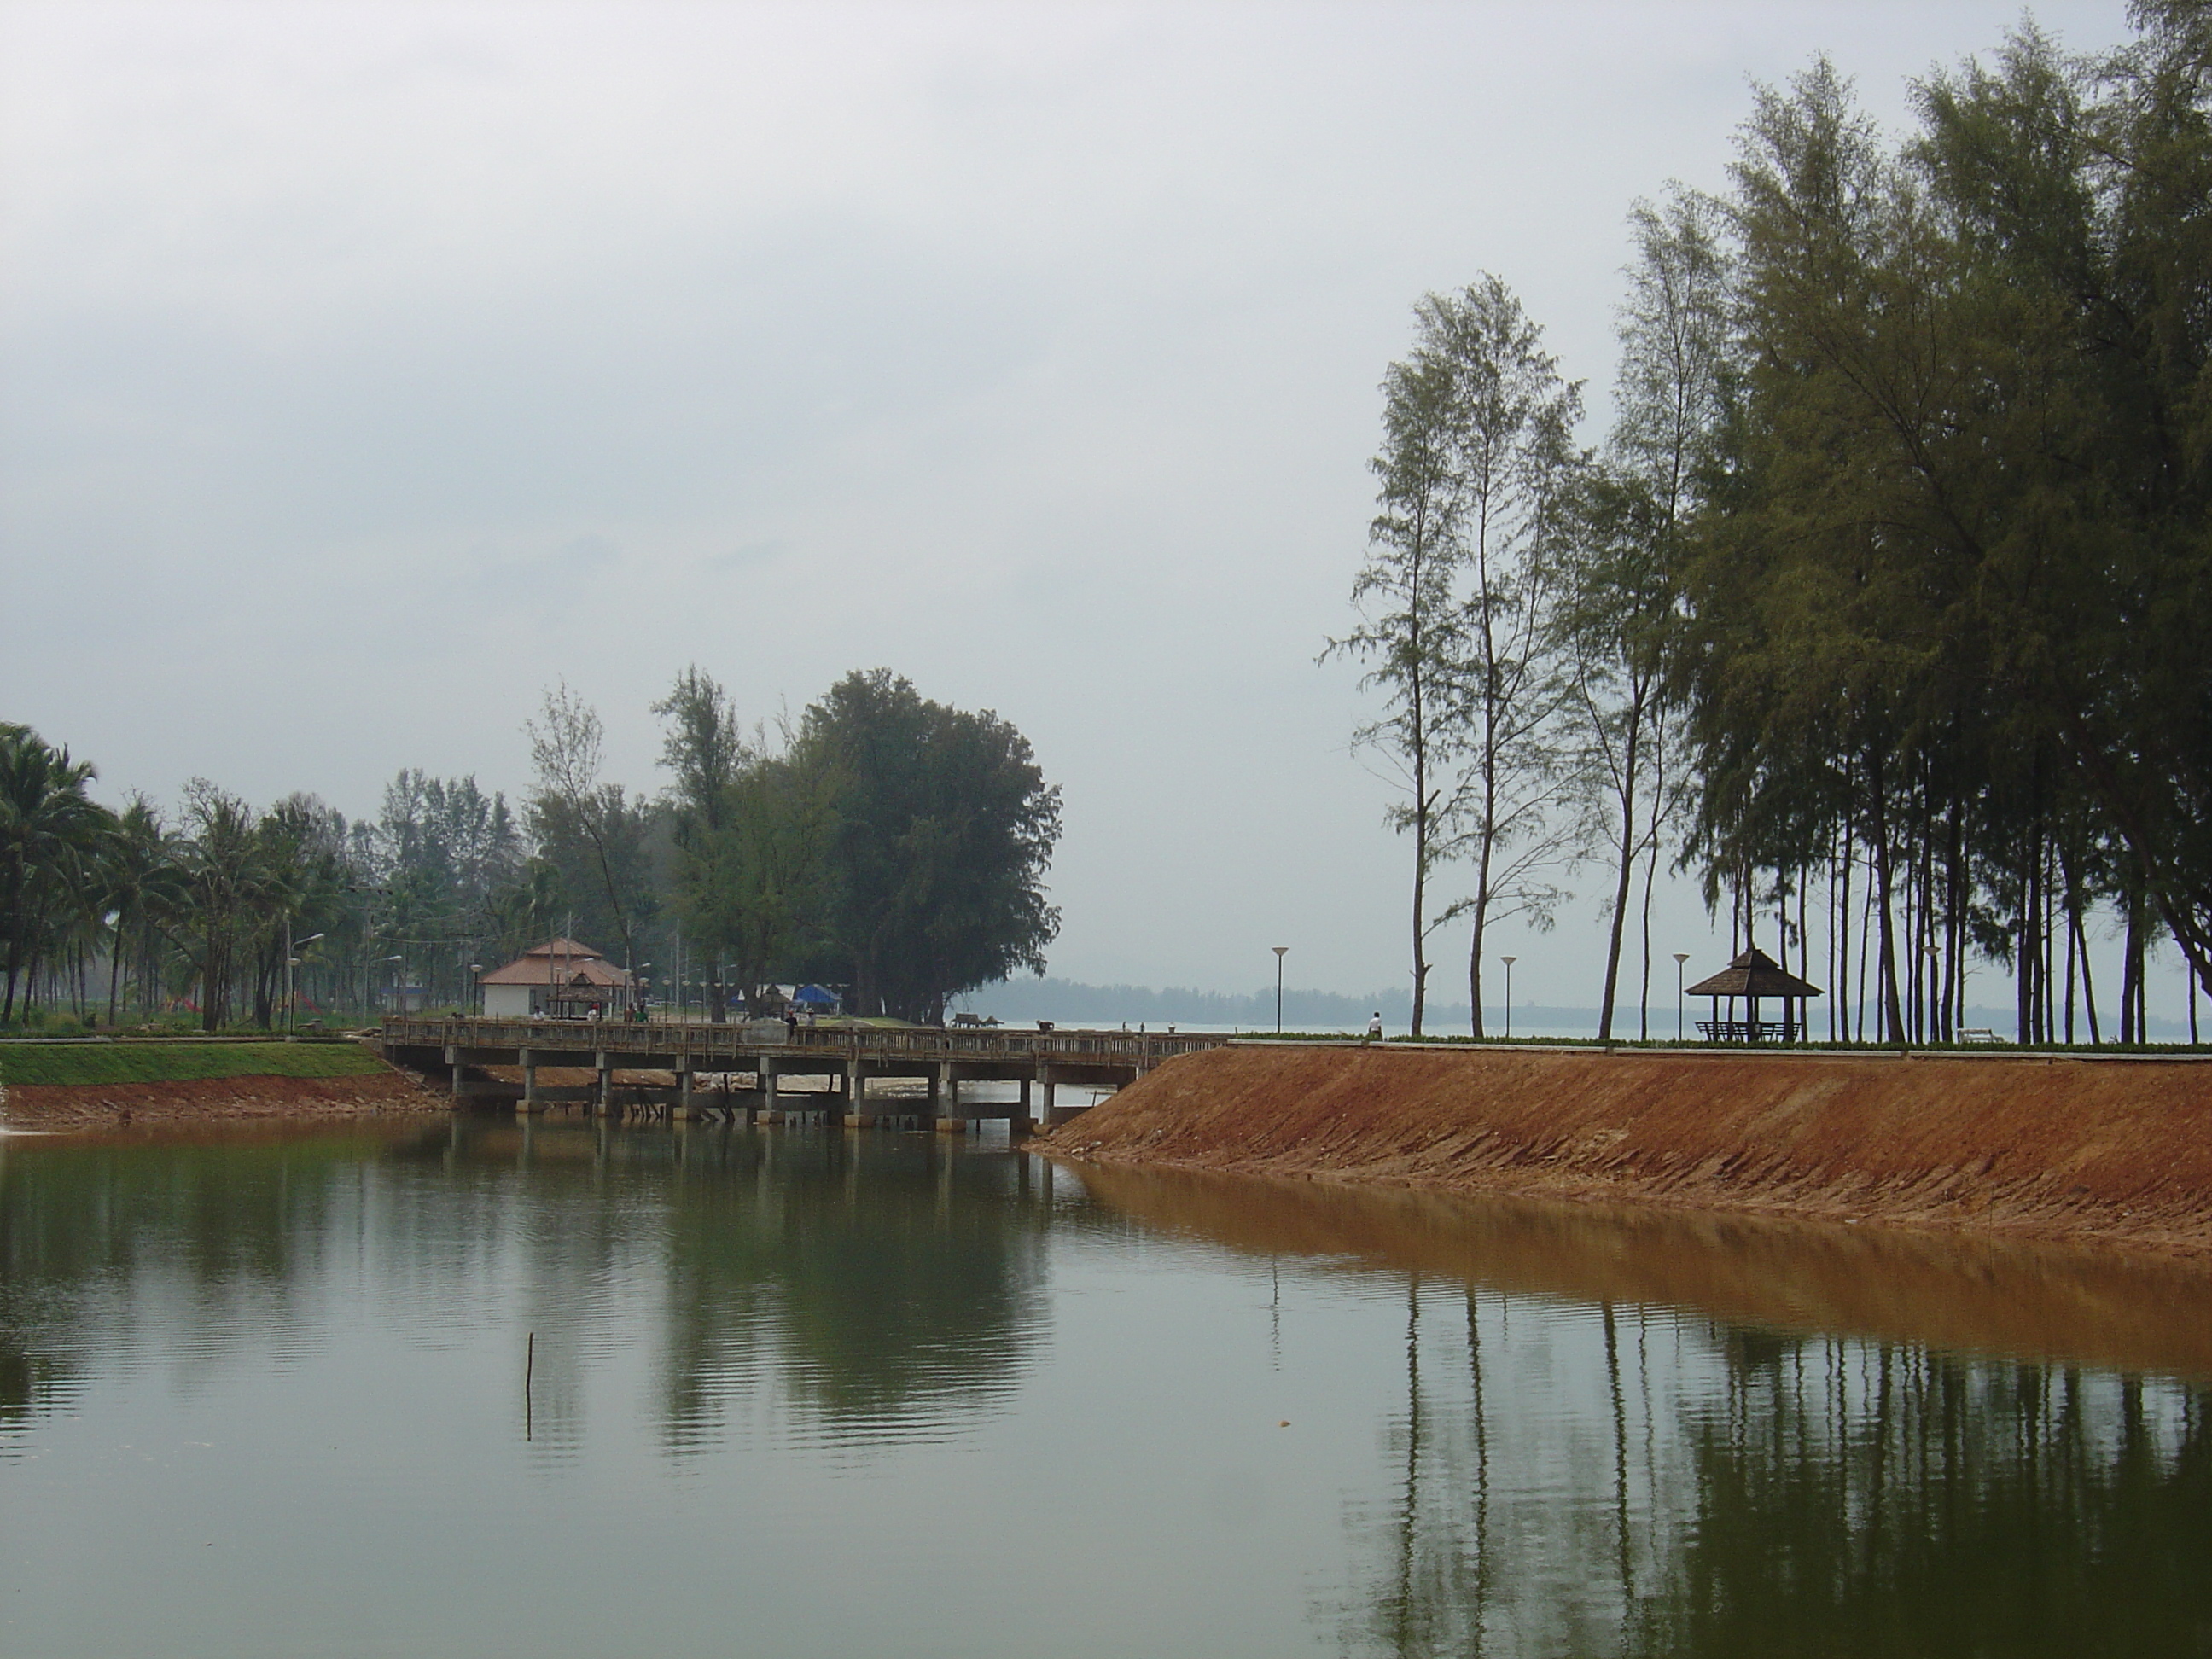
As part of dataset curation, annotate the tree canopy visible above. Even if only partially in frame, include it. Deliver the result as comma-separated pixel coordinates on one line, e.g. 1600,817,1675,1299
1343,3,2212,1043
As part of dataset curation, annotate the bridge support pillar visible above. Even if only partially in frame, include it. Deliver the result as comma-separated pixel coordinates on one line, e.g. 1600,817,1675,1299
844,1062,874,1128
931,1062,965,1133
1011,1074,1034,1137
673,1059,700,1121
445,1046,466,1109
519,1049,544,1113
595,1052,615,1117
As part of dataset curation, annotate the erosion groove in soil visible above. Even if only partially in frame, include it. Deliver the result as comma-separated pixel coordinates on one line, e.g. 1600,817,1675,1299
1038,1044,2212,1254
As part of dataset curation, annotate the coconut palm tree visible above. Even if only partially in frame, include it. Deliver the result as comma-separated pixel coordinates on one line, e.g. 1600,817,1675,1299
0,725,114,1026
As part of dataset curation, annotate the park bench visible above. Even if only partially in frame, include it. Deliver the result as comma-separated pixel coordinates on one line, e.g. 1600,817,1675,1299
1696,1019,1790,1044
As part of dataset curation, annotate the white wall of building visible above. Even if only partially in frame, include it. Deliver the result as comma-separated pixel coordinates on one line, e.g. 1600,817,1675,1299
482,984,536,1019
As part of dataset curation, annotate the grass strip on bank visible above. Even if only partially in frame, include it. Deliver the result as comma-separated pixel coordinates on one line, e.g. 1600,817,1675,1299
0,1040,388,1088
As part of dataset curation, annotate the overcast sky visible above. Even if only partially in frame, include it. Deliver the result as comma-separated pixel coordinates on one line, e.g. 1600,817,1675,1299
6,1,2180,1016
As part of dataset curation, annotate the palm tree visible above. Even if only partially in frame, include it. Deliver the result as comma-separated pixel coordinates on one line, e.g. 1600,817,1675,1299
98,797,180,1024
0,725,114,1026
174,781,266,1031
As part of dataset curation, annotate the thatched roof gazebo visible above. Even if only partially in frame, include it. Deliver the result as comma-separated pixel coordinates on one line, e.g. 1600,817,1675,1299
1685,947,1822,1043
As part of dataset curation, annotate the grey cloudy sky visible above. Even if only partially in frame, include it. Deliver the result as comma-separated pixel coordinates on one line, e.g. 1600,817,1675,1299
3,1,2164,1013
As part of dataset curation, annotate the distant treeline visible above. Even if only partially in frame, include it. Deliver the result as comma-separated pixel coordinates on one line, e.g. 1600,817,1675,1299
0,667,1059,1030
1338,8,2212,1046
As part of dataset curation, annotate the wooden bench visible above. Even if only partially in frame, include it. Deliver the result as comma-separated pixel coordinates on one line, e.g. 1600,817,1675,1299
1697,1019,1791,1044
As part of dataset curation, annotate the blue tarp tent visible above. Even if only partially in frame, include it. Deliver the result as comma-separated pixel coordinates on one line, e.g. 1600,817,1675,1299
792,984,839,1008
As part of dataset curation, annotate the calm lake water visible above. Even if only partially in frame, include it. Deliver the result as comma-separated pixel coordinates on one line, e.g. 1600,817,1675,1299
3,1119,2211,1657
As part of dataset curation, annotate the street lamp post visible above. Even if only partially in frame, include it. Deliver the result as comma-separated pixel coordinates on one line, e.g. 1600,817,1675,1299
1673,953,1690,1043
284,927,324,1038
1272,946,1289,1034
1500,956,1517,1039
382,954,405,1016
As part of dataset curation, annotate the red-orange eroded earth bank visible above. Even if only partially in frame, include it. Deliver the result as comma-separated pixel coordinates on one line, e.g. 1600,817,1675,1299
2,1071,440,1131
1037,1043,2212,1256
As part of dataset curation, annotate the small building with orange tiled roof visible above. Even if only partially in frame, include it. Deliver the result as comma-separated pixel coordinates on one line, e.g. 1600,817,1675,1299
478,938,633,1019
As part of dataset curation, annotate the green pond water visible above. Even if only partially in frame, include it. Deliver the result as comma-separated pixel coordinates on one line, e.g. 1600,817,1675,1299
1,1119,2209,1657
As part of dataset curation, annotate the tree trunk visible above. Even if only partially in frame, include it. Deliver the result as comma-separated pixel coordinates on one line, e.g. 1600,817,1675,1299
2120,890,2142,1044
1838,807,1854,1043
2075,894,2103,1045
1637,819,1661,1043
1468,819,1497,1040
1869,757,1906,1044
1410,781,1429,1040
1596,714,1642,1043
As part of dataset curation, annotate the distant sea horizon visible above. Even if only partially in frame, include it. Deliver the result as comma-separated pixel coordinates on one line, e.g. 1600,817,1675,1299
957,975,2199,1041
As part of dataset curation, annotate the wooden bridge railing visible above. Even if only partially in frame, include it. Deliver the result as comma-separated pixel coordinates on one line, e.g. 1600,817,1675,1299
380,1016,1226,1068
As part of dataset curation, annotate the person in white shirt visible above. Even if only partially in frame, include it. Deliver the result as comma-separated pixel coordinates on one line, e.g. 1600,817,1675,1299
1365,1011,1383,1041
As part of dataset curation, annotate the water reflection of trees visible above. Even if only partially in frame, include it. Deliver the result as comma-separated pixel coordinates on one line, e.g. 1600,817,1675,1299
0,1132,393,1429
1629,1340,2212,1657
644,1132,1050,1448
0,1126,1055,1457
1338,1277,2212,1658
397,1123,1057,1452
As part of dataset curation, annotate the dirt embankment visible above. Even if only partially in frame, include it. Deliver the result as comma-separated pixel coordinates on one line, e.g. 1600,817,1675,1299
2,1069,441,1130
1039,1044,2212,1254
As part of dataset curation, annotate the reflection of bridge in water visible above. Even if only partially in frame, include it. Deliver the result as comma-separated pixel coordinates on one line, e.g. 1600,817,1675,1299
381,1016,1229,1132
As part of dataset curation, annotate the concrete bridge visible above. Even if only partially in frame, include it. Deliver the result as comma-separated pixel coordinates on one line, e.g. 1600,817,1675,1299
379,1016,1225,1132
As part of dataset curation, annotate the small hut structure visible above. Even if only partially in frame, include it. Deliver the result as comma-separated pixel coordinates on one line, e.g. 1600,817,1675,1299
1684,947,1822,1043
477,938,634,1019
